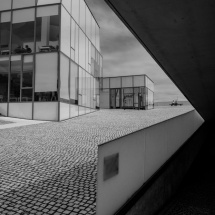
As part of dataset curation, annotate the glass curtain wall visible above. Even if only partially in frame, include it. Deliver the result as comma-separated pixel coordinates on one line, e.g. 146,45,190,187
0,1,102,121
60,0,102,119
100,75,154,110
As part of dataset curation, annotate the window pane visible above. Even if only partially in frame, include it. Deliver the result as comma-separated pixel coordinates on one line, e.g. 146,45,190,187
71,18,75,49
82,69,86,106
60,53,69,101
122,76,133,88
86,38,89,72
0,0,12,11
12,9,35,54
95,24,100,52
0,57,9,102
71,0,79,24
110,77,121,88
78,67,83,100
13,0,35,9
36,6,60,53
37,0,61,5
79,0,86,33
70,60,78,103
22,55,33,88
86,7,92,40
100,89,109,108
22,89,32,102
0,15,11,56
146,77,154,92
74,23,79,64
91,19,96,47
86,73,90,107
134,75,145,87
13,8,35,23
1,12,11,23
79,29,86,69
102,78,109,89
62,0,71,14
35,53,58,93
10,59,21,102
60,6,70,57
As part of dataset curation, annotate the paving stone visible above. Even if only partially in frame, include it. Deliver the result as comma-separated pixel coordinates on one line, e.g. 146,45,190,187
0,107,192,214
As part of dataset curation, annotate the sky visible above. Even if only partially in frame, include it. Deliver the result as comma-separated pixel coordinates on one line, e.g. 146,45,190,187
86,0,187,102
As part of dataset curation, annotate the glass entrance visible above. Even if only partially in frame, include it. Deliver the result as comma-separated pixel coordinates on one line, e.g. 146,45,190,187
110,88,121,108
122,88,134,109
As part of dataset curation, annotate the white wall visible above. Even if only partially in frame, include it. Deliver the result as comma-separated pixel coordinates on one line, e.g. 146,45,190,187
0,103,8,116
34,102,58,121
9,103,32,120
97,110,204,215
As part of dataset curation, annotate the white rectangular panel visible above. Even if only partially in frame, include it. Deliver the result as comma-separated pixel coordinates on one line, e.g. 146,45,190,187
13,8,35,23
9,103,32,119
0,0,12,11
35,53,58,92
34,102,58,121
37,5,58,17
13,0,35,9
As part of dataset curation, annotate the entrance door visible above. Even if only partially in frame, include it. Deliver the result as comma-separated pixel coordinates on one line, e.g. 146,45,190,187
110,89,121,109
122,88,134,109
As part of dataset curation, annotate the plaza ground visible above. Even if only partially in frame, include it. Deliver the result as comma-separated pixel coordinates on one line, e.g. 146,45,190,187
0,106,193,215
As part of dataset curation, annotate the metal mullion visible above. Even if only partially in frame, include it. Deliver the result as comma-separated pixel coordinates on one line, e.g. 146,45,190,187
20,55,23,102
69,9,72,119
58,5,61,121
7,5,13,116
32,5,37,120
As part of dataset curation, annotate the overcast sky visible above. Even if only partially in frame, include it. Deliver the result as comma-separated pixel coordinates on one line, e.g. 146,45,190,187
86,0,187,102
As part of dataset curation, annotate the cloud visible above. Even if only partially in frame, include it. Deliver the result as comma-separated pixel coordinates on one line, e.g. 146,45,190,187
86,0,187,102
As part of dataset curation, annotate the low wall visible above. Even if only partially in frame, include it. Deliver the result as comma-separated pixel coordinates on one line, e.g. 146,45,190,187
96,110,204,215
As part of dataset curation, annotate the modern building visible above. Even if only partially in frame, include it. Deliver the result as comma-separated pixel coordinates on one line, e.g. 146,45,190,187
100,75,154,110
0,0,102,121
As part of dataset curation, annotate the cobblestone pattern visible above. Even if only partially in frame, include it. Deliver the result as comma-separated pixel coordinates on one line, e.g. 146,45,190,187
0,106,193,214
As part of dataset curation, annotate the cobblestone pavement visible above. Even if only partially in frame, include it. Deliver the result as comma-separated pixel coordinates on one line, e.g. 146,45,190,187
0,106,193,215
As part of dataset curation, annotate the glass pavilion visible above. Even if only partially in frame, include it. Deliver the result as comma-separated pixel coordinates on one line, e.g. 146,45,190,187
100,75,154,110
0,0,102,121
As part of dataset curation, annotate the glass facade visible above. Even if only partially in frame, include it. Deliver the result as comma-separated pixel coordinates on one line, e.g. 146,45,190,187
100,75,154,110
0,0,102,121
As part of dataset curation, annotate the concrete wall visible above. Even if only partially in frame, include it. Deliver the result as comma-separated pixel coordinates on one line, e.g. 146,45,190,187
96,110,204,215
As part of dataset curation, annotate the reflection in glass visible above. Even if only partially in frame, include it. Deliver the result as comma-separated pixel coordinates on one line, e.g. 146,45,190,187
110,77,121,88
34,92,58,101
70,60,78,104
0,0,12,11
110,88,121,109
79,29,86,70
13,0,35,9
61,6,70,57
12,9,35,54
122,88,133,108
0,17,11,56
0,58,9,102
22,88,32,102
10,59,21,102
36,6,59,52
22,56,33,88
80,0,86,32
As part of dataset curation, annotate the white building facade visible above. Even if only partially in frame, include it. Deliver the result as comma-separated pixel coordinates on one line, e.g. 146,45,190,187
0,0,102,121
